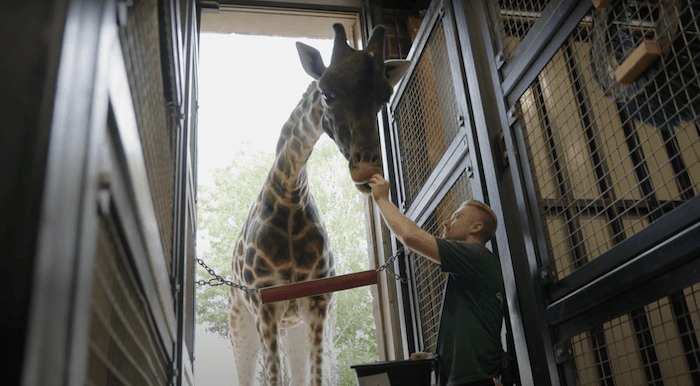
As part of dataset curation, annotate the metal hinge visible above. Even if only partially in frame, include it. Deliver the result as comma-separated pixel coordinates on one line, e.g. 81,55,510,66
539,266,552,286
117,0,133,27
496,131,509,169
98,173,112,215
495,50,505,70
554,339,573,364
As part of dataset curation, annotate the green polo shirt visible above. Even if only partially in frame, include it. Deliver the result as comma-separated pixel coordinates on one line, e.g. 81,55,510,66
435,238,504,385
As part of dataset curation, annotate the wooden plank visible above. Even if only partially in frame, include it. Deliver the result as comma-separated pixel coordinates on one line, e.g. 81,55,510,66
615,40,662,84
592,0,614,9
260,270,378,304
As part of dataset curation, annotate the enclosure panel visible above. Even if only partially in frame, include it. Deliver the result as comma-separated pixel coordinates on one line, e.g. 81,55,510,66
411,172,472,352
568,285,700,386
571,40,643,203
86,216,170,386
393,18,462,209
546,214,575,281
519,86,559,201
118,0,175,271
492,0,547,60
517,0,700,284
539,48,601,200
571,332,598,386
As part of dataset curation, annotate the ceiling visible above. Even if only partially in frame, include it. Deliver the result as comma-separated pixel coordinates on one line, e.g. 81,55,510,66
201,0,432,40
203,0,432,13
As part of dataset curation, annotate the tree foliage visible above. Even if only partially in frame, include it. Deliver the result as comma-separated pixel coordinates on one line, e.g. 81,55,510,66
196,137,378,384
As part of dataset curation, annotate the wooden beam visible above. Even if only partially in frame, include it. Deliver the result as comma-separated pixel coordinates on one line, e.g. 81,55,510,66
615,40,661,84
592,0,614,9
260,270,379,304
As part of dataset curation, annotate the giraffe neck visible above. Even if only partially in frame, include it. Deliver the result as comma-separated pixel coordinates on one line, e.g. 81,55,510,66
267,83,325,205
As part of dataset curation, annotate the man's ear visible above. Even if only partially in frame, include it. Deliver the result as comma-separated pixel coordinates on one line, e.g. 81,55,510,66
470,222,484,236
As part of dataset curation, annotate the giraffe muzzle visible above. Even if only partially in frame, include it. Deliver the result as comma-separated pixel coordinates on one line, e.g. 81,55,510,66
350,162,382,193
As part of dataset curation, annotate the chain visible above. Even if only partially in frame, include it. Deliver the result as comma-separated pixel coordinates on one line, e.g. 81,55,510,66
376,247,408,283
196,247,408,291
195,258,259,295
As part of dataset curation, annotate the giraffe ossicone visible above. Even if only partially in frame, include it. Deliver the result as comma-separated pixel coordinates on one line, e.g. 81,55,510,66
228,23,410,386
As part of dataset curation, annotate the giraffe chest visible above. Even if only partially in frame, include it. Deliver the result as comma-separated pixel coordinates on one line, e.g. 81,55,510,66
235,198,333,287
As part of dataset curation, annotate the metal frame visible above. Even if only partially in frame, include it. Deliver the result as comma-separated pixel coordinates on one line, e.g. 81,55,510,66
495,0,700,384
166,1,200,384
383,0,463,356
450,0,560,383
19,0,199,385
20,2,111,385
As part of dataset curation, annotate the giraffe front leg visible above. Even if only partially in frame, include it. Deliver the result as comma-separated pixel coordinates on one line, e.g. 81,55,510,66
281,322,311,385
258,305,283,386
229,290,259,386
305,295,330,386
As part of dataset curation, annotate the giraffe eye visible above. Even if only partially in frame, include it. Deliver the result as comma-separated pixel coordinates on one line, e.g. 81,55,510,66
322,92,335,105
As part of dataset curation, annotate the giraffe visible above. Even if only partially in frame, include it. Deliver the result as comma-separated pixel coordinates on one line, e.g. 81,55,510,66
227,23,410,386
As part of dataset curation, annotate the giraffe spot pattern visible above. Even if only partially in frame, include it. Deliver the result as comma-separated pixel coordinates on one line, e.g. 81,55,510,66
245,218,260,243
269,204,290,231
291,209,306,235
245,247,256,266
254,256,273,277
257,225,291,264
271,175,287,199
243,269,255,285
292,226,327,269
279,267,293,281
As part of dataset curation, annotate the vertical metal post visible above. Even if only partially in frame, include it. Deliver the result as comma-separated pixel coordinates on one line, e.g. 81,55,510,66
449,0,559,384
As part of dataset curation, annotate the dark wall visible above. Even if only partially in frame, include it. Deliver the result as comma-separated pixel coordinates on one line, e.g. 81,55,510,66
0,2,68,385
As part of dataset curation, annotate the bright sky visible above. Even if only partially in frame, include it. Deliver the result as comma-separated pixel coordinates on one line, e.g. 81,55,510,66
197,32,335,188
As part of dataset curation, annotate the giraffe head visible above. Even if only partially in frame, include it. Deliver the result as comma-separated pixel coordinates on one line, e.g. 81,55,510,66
297,24,410,193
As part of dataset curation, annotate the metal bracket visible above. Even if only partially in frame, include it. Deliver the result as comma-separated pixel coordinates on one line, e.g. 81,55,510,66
506,105,518,127
98,173,112,215
496,131,509,169
495,50,505,70
539,266,552,286
116,0,133,27
554,339,573,364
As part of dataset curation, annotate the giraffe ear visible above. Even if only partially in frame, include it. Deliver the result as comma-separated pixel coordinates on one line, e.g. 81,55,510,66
385,59,411,87
297,42,326,80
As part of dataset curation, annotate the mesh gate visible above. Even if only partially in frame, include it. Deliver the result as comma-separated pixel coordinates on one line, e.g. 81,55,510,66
119,0,175,271
517,1,700,283
570,284,700,385
493,0,548,59
390,12,472,352
411,172,473,352
514,0,700,384
86,218,170,386
393,18,461,209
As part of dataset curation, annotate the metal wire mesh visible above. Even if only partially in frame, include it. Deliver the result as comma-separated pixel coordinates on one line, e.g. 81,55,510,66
412,172,473,352
393,19,461,209
493,0,548,59
570,283,700,385
86,218,169,386
119,0,175,271
517,0,700,282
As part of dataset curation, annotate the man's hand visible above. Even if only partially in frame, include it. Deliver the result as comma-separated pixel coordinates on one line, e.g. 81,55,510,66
367,173,441,262
368,174,390,202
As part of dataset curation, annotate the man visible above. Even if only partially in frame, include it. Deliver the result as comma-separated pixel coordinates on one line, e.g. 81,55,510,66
368,174,505,386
